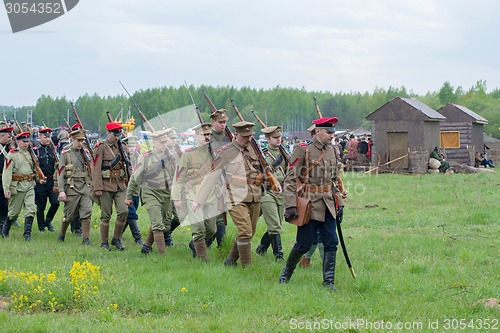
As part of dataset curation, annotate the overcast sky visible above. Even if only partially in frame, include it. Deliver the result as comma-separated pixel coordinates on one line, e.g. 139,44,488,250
1,0,499,107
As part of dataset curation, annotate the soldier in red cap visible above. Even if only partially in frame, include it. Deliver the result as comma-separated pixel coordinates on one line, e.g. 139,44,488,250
2,132,45,240
280,117,342,291
34,128,60,232
0,126,14,233
91,122,128,251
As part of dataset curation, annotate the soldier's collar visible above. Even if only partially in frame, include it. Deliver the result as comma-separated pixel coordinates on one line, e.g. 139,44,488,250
312,137,327,150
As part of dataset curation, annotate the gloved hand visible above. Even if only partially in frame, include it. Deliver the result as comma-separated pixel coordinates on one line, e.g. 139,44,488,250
284,207,298,222
337,206,344,224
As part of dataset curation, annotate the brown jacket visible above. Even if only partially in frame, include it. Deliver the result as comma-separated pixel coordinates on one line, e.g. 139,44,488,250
284,137,339,221
91,138,127,192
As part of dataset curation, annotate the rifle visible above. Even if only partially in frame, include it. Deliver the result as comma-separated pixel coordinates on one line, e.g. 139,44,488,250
42,120,59,165
70,101,95,160
251,110,291,166
202,90,233,141
106,111,131,184
313,96,354,278
230,99,281,193
13,117,46,182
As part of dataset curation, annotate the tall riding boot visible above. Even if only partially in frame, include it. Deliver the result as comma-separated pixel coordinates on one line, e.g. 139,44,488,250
0,218,4,236
279,248,303,283
322,250,338,291
215,223,226,248
111,219,126,250
238,242,252,267
127,218,143,245
255,232,271,255
71,218,82,236
23,216,34,241
36,209,46,232
188,240,197,258
45,217,55,232
224,239,239,267
100,219,111,251
193,239,208,262
45,203,59,232
270,233,284,261
141,227,154,254
81,218,91,245
153,231,166,255
58,217,70,241
164,230,174,247
2,219,13,238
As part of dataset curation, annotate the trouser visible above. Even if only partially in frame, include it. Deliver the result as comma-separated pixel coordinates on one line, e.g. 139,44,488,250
227,201,260,266
260,192,284,235
293,209,338,255
35,180,60,230
8,189,36,221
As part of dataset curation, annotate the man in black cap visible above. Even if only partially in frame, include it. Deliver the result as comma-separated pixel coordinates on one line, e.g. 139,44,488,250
34,127,60,232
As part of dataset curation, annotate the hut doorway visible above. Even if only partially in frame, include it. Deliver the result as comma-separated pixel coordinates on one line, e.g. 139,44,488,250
387,132,409,168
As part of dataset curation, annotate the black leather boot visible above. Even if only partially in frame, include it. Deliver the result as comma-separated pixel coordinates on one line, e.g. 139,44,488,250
45,218,55,232
215,223,226,248
188,240,197,258
279,248,302,284
322,250,338,291
127,218,143,245
2,219,13,238
23,216,34,241
255,232,270,255
164,231,174,247
270,233,284,261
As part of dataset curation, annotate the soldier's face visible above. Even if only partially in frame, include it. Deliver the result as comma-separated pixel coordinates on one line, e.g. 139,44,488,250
196,133,210,145
212,119,226,133
316,129,335,145
235,133,252,147
17,139,30,150
267,135,281,148
0,133,12,144
72,138,84,149
40,135,51,145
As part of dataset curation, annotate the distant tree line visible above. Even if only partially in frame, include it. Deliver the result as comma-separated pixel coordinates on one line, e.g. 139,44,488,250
1,80,499,138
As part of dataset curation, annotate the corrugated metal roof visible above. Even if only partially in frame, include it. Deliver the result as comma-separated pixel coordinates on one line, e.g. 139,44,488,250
452,104,488,124
400,97,446,120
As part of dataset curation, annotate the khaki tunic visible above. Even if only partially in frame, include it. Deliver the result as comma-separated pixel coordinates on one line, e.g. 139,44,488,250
284,137,338,221
261,146,286,234
2,148,38,219
126,149,173,232
57,145,93,220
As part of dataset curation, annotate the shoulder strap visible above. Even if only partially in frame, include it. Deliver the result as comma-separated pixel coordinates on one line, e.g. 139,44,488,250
302,147,326,177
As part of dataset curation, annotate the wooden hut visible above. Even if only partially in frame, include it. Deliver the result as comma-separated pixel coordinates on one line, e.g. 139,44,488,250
365,97,445,172
436,103,488,165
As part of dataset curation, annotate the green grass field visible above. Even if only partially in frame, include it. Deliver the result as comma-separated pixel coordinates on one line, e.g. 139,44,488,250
0,171,499,332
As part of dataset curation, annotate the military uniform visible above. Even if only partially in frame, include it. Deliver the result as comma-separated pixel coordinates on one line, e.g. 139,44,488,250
209,108,231,247
0,126,14,233
126,129,175,255
255,126,286,260
56,129,93,245
163,127,182,246
280,117,342,291
1,132,40,240
34,128,60,232
195,121,263,267
91,122,128,251
172,123,217,261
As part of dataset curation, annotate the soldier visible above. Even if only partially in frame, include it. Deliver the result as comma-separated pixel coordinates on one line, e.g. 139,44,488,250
2,132,44,240
163,127,181,246
0,126,14,233
91,122,128,251
279,117,342,291
193,121,266,267
209,108,230,247
56,129,93,245
121,135,143,245
172,123,217,262
34,128,60,232
125,129,175,255
255,126,286,261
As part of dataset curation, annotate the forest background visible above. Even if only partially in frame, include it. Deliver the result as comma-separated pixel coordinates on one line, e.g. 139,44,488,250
1,80,499,139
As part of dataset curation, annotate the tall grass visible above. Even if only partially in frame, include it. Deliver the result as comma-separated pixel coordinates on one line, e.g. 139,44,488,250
0,171,498,332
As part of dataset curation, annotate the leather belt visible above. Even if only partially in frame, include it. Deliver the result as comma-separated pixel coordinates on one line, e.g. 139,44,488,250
305,184,332,193
12,173,36,181
44,174,54,179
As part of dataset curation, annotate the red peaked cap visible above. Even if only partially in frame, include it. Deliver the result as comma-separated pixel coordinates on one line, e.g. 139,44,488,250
39,128,52,134
105,122,123,131
15,131,31,140
71,123,83,131
0,126,14,133
312,117,338,127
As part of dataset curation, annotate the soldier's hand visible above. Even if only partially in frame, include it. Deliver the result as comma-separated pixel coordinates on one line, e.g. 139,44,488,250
40,179,46,185
284,207,298,222
124,199,133,206
53,186,59,193
4,191,11,199
192,201,201,212
95,190,103,197
58,192,67,202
